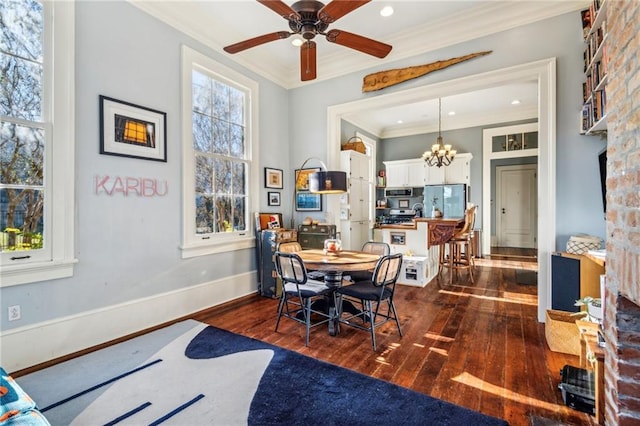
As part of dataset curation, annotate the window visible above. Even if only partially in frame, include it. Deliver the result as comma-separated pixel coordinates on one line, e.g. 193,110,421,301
180,46,258,258
0,1,75,286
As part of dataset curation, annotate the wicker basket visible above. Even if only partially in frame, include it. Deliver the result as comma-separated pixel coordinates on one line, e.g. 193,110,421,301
566,234,601,254
545,309,581,356
341,136,366,154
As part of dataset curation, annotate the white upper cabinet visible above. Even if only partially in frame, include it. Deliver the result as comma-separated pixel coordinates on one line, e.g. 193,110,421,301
341,150,369,180
383,159,426,187
385,153,472,187
444,153,472,186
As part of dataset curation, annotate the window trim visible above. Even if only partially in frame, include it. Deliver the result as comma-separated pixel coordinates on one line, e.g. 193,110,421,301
1,1,76,287
180,46,259,258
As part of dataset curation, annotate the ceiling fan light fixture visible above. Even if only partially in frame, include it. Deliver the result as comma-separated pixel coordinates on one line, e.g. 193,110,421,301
380,6,394,17
291,38,304,47
423,98,456,168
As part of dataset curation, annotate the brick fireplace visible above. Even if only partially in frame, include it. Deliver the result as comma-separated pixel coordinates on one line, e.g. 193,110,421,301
602,1,640,424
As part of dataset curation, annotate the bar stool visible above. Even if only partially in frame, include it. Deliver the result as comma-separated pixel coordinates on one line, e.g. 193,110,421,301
440,205,477,285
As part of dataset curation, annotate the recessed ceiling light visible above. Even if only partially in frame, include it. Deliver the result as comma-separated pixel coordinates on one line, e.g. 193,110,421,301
448,111,456,116
291,38,303,47
511,99,521,105
397,120,403,124
380,6,394,17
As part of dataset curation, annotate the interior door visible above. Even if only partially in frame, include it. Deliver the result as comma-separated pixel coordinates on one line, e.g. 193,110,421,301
496,164,537,248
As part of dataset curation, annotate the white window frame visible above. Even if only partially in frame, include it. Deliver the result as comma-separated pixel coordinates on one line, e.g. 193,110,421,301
1,1,76,287
180,46,259,258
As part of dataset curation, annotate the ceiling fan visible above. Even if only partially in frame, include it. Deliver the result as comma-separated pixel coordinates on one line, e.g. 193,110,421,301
223,0,392,81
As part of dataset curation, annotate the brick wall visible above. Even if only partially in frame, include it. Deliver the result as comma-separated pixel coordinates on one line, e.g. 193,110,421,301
603,0,640,424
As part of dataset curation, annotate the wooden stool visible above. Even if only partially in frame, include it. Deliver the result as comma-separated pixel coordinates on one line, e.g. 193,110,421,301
439,205,477,285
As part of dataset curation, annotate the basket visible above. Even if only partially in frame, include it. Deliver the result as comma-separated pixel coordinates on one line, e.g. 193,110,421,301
566,234,602,254
545,309,581,356
341,136,366,154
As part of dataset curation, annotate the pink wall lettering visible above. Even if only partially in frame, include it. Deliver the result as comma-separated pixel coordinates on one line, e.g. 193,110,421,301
95,175,168,197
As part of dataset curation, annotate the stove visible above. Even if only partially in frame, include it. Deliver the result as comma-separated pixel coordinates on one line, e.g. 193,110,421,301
381,209,417,224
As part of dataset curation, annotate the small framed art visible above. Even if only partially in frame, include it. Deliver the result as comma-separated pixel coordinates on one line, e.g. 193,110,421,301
264,167,283,189
296,192,322,211
268,191,281,206
99,95,167,162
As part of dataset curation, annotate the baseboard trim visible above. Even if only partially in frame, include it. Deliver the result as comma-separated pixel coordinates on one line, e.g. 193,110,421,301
0,272,257,372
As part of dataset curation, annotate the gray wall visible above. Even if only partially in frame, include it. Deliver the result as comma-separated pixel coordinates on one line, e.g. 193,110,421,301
1,1,289,334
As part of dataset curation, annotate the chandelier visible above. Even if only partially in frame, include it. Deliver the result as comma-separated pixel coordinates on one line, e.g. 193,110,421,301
422,98,456,167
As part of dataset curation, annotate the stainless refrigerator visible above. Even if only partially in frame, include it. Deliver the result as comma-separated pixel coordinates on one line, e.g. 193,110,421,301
423,184,467,218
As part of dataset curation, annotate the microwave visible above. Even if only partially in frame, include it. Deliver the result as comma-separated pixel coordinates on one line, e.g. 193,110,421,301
385,188,413,197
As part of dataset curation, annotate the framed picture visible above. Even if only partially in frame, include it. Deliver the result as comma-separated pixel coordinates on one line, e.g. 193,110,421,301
99,95,167,162
296,192,322,211
264,167,283,189
295,167,322,211
399,199,410,208
268,191,281,206
295,167,320,191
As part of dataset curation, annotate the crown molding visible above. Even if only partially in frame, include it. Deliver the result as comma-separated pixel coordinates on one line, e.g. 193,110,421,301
129,0,586,90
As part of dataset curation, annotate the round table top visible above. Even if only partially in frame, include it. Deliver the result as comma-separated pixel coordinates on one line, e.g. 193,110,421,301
296,249,381,272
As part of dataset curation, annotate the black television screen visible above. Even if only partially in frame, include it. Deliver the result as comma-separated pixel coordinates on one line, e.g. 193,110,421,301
598,149,607,213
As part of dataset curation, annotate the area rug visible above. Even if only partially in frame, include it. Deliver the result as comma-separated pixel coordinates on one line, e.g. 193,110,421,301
515,269,538,285
17,320,507,425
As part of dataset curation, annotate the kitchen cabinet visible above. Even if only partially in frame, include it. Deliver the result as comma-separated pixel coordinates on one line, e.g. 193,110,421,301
386,153,472,187
341,149,373,250
341,150,369,180
341,221,370,252
342,178,370,222
383,159,426,187
444,153,472,186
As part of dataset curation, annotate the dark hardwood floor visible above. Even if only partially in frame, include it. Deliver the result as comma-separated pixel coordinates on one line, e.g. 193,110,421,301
195,257,596,426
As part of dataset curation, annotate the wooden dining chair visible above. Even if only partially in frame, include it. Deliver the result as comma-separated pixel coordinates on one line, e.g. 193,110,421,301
274,251,333,346
335,253,403,351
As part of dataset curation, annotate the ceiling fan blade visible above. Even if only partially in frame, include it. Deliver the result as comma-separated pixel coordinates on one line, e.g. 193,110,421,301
223,31,291,54
325,29,392,58
318,0,370,24
257,0,301,21
300,41,317,81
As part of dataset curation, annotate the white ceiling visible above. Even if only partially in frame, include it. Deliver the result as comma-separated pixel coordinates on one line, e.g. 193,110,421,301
130,0,586,137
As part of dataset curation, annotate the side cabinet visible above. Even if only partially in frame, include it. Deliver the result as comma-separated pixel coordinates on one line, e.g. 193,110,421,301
297,224,336,249
551,252,605,311
257,229,298,298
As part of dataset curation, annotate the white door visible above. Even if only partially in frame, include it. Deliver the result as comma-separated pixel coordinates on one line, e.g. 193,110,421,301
496,164,537,248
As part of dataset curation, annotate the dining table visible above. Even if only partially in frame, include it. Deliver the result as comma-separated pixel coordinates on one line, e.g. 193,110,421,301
296,248,382,335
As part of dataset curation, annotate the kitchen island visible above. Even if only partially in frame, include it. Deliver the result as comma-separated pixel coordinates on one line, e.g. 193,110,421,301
377,218,464,286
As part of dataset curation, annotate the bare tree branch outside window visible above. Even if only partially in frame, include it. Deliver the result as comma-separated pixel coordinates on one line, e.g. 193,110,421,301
0,0,46,252
192,70,248,235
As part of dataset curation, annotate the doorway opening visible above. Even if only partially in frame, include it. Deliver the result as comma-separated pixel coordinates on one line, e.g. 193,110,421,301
328,58,556,322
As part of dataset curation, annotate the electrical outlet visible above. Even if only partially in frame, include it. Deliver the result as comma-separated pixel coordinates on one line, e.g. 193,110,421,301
8,305,21,321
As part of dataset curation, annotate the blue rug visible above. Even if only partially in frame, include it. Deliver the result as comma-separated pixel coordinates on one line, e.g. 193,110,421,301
18,320,507,425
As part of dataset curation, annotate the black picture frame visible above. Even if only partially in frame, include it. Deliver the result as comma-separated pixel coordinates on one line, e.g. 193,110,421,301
264,167,283,189
268,191,281,206
99,95,167,162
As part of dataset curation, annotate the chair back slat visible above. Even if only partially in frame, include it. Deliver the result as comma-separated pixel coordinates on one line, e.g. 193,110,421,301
361,241,390,256
278,242,302,253
372,253,403,287
275,251,307,284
